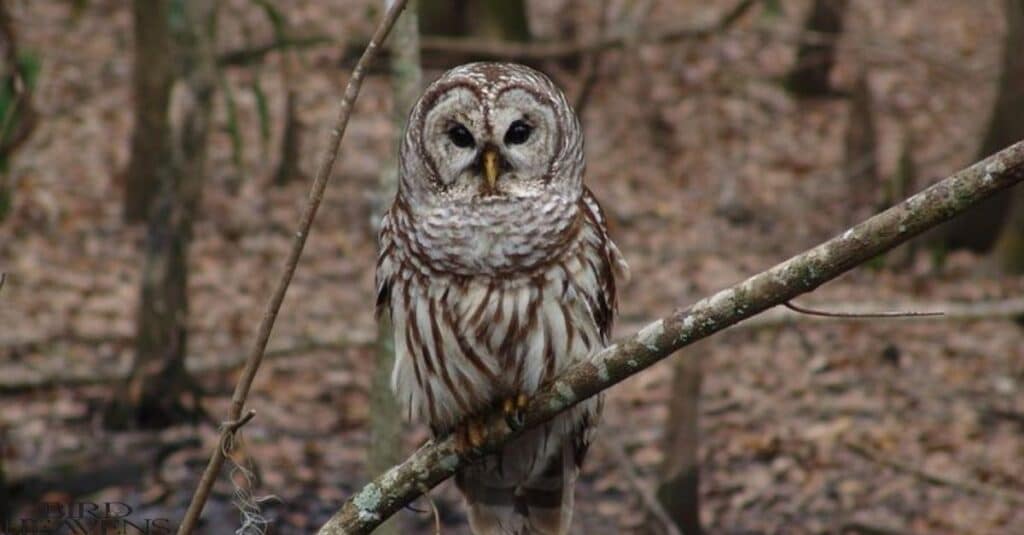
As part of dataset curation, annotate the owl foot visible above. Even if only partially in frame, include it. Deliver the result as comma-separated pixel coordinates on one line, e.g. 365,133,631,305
455,417,487,453
502,393,529,430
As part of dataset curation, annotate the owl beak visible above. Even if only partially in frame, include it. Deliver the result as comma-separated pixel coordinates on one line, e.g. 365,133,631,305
483,146,501,190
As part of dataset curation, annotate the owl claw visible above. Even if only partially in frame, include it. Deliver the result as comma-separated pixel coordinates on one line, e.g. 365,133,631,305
503,393,529,430
455,417,487,453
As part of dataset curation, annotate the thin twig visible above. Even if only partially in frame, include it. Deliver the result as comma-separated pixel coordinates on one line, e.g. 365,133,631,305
223,409,257,435
415,484,441,535
221,409,277,535
175,2,409,533
845,441,1024,506
783,300,944,319
316,141,1024,534
606,438,683,535
0,272,6,294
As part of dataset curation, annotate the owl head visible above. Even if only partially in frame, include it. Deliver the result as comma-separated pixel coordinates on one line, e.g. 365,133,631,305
398,62,584,207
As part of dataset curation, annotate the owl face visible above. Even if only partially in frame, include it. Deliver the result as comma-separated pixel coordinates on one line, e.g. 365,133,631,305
400,63,583,206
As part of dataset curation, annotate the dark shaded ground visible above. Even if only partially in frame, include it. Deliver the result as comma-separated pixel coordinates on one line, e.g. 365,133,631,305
1,1,1022,533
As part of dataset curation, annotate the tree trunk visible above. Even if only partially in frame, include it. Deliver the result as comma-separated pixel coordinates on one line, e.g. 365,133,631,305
418,0,530,68
655,352,703,535
123,0,174,223
941,0,1024,254
991,187,1024,272
106,1,215,430
272,89,303,186
785,0,849,97
887,130,919,268
269,7,303,188
843,71,879,216
420,0,529,40
0,430,8,525
367,3,422,534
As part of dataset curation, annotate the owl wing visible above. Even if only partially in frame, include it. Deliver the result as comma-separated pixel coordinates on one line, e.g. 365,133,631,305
579,186,630,342
374,210,397,319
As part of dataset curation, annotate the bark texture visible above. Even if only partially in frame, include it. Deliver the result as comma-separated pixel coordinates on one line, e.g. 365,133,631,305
420,0,529,41
318,140,1024,535
272,89,303,186
844,71,879,214
123,0,174,222
785,0,849,97
886,131,919,267
656,352,704,535
418,0,530,68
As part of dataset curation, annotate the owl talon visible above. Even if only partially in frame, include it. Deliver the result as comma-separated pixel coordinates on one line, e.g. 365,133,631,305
455,418,487,453
503,393,529,430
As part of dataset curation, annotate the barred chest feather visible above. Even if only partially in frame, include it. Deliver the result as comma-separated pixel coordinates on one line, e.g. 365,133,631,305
376,191,621,433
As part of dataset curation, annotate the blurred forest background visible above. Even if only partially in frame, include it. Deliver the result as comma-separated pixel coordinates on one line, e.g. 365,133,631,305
1,0,1023,533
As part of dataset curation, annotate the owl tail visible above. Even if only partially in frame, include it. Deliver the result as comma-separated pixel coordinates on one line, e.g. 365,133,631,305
457,452,576,535
519,452,576,535
458,479,525,535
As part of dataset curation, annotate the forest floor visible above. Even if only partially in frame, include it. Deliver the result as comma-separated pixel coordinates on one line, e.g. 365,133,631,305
1,1,1022,534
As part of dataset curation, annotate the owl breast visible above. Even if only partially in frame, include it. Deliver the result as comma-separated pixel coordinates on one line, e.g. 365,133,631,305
404,192,580,277
378,192,616,432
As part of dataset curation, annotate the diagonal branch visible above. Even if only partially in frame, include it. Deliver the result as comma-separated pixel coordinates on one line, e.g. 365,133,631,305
318,140,1024,535
175,1,409,533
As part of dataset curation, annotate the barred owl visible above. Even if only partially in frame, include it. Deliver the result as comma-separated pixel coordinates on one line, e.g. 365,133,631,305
375,62,628,535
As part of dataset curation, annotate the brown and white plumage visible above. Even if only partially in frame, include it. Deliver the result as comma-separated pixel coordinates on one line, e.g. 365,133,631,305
376,63,628,534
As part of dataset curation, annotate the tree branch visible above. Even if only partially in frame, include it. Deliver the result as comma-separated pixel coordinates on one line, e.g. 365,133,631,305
317,140,1024,534
175,2,409,533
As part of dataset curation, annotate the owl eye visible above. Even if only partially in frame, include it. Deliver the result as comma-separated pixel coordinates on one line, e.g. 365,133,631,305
504,120,532,145
447,124,475,148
